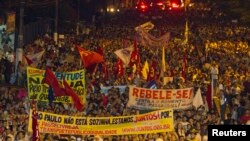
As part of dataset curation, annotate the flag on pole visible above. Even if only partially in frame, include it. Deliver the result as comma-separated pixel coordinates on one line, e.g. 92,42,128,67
141,60,149,80
102,62,109,79
130,41,141,73
42,67,66,97
23,55,33,66
193,88,204,109
184,20,189,44
77,47,104,68
63,80,84,111
147,59,157,82
26,50,45,67
115,59,124,77
213,96,221,116
129,41,139,66
31,99,40,141
114,45,134,66
162,46,166,74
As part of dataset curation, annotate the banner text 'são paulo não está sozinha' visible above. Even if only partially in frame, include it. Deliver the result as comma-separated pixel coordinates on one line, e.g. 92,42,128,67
29,109,173,135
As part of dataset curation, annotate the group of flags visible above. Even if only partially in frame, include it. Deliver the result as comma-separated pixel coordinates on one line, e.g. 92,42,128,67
27,21,194,139
114,40,141,78
113,22,171,83
71,22,178,87
42,67,84,111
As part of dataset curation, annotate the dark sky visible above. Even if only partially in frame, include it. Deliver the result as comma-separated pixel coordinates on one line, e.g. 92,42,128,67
0,0,106,23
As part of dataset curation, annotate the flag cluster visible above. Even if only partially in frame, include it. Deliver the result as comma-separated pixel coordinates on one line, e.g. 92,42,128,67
43,67,84,111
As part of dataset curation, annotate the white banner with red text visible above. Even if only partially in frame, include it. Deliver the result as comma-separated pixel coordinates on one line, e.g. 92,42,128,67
127,86,194,110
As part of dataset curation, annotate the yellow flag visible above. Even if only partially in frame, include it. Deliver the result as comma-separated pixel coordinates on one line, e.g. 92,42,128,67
213,97,221,116
132,64,137,73
141,60,149,80
184,20,188,44
162,46,166,73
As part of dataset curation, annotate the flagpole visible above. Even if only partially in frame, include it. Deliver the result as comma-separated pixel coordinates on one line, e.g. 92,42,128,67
184,0,189,45
211,77,214,109
161,45,166,79
183,0,189,85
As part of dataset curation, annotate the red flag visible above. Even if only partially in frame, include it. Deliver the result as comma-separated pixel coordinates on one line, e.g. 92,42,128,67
63,80,84,111
136,47,141,76
32,99,40,141
85,64,97,73
129,41,140,67
24,55,33,65
116,59,124,78
96,46,109,79
206,84,212,110
78,47,104,68
42,67,66,97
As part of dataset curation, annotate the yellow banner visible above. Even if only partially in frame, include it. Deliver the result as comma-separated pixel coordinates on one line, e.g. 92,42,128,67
27,67,85,103
6,12,16,33
28,109,173,135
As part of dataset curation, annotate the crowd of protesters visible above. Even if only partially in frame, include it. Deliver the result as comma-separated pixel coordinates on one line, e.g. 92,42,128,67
0,2,250,141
